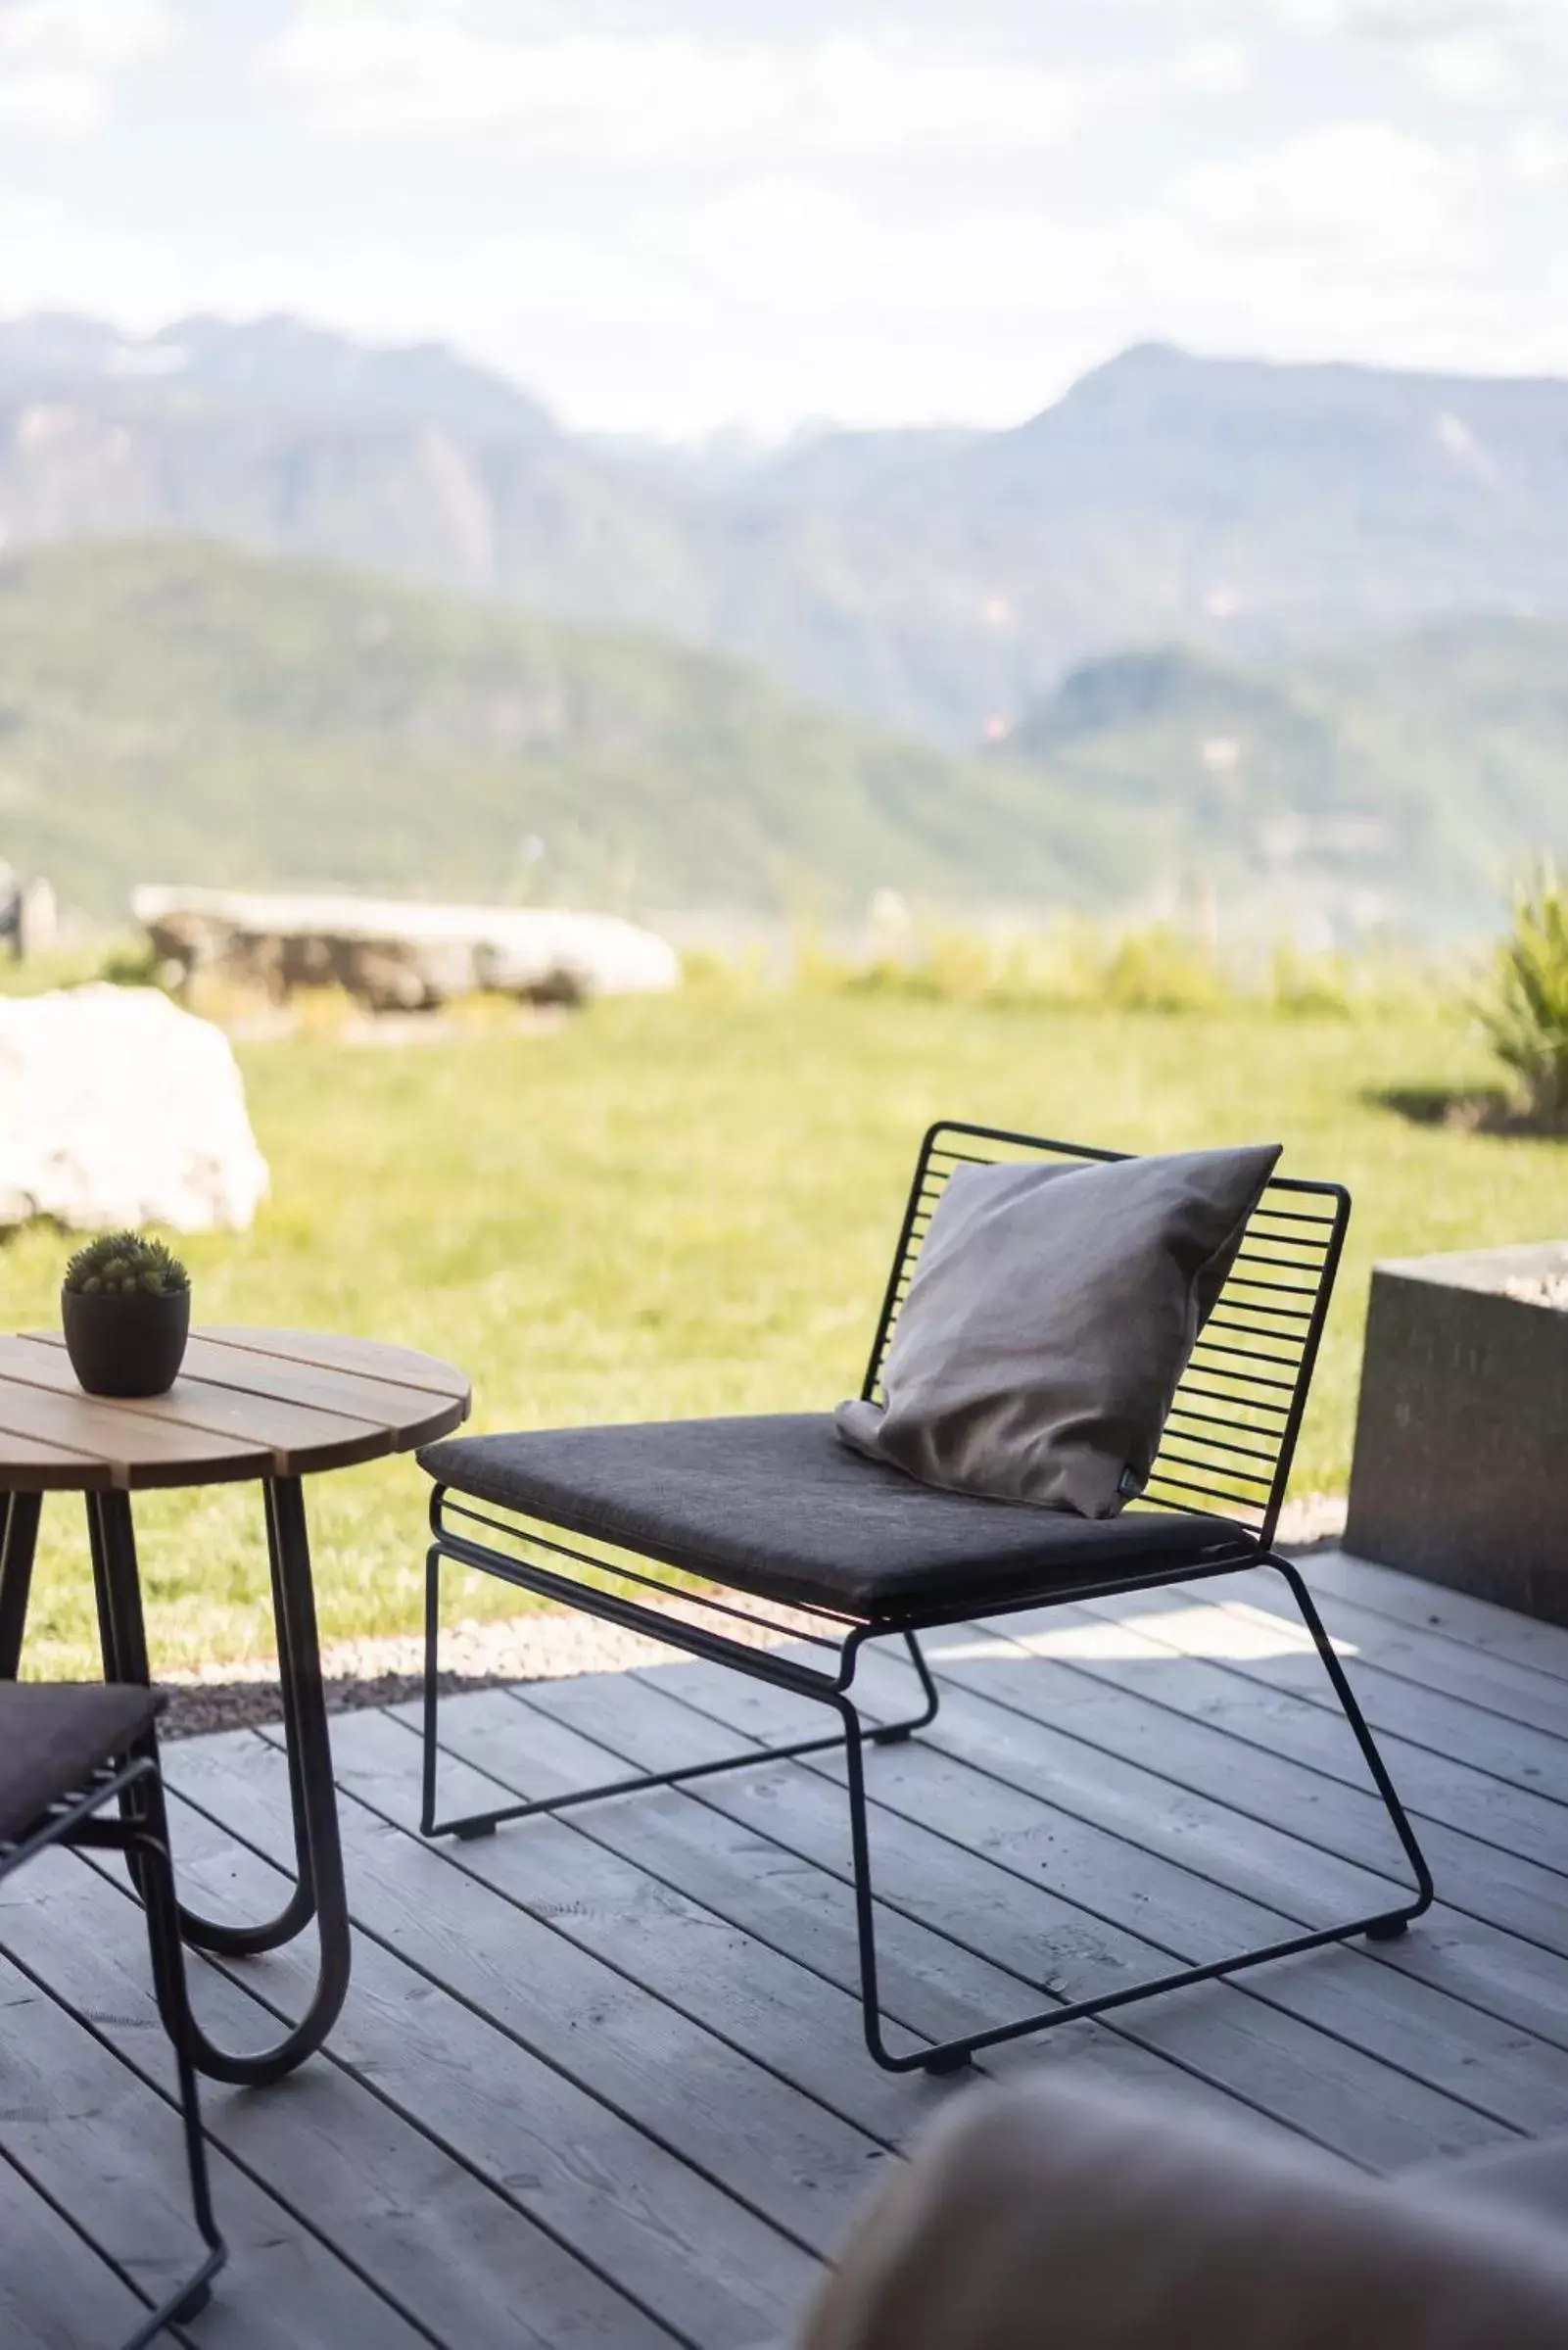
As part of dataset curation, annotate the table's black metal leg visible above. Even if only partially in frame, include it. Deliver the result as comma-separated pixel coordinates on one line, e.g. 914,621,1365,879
86,1488,316,1953
87,1481,352,2085
0,1491,41,1678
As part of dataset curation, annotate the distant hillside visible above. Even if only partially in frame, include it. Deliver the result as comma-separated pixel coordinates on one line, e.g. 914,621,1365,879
0,538,1116,922
0,538,1558,939
5,316,1568,744
1000,623,1568,935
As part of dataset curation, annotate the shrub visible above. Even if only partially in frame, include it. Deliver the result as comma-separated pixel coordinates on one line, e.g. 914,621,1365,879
1477,861,1568,1132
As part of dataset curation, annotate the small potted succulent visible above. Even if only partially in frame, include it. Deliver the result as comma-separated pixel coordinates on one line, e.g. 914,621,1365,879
62,1232,192,1398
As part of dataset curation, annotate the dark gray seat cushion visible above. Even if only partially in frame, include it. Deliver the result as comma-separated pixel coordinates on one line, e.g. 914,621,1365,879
419,1414,1250,1617
0,1682,161,1850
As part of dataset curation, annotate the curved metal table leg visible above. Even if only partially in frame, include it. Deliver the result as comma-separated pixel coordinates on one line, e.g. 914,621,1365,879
89,1479,353,2086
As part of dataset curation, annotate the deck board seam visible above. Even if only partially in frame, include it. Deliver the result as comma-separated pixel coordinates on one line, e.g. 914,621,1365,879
167,1742,847,2272
948,1615,1568,1886
1292,1556,1568,1686
0,2137,176,2345
66,1837,696,2350
1186,1605,1568,1749
1232,1576,1568,1703
543,1654,1568,2069
0,1900,457,2350
916,1628,1568,1970
1075,1586,1568,1782
396,1699,1379,2169
581,1677,1536,2144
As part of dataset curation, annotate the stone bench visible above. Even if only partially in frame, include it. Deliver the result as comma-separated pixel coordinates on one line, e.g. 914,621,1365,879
133,887,681,1013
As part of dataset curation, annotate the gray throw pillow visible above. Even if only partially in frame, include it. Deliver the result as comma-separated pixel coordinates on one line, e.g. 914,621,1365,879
835,1143,1282,1518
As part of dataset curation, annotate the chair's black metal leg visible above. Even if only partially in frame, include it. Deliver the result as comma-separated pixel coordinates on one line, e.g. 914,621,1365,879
871,1632,939,1745
0,1491,41,1679
89,1482,351,2083
1265,1553,1435,1936
419,1557,940,1843
834,1570,1436,2077
839,1689,970,2074
120,1785,226,2347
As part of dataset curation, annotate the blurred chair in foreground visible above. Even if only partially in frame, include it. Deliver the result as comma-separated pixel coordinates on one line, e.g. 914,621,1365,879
800,2074,1568,2350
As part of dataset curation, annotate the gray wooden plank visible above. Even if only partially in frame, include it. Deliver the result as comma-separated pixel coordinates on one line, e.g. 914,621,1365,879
152,1769,819,2350
808,1642,1568,2114
398,1687,1312,2149
1073,1579,1568,1804
1304,1550,1568,1685
341,1698,1338,2151
0,2145,152,2350
832,1633,1568,2063
1205,1563,1568,1739
159,1730,848,2345
592,1662,1568,2142
164,1730,885,2253
0,1849,676,2350
911,1612,1568,1948
320,1703,938,2130
961,1598,1568,1861
500,1669,1520,2168
0,1918,430,2350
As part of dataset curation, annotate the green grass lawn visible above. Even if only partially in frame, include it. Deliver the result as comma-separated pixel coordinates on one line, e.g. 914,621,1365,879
3,992,1560,1678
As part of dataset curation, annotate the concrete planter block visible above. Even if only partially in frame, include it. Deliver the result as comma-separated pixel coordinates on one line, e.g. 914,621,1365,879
1346,1241,1568,1625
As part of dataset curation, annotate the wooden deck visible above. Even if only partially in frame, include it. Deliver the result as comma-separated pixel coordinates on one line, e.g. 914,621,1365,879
4,1547,1568,2348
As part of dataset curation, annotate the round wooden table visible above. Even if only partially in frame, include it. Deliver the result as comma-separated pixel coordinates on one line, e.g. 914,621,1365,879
0,1324,469,2085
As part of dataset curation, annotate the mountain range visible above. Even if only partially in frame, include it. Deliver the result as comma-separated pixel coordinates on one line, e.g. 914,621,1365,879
0,537,1560,935
5,312,1568,748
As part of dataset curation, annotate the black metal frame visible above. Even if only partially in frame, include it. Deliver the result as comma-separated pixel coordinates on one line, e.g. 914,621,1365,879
0,1477,351,2086
420,1120,1435,2074
0,1747,226,2346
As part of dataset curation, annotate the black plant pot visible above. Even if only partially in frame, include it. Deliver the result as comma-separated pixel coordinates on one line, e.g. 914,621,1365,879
61,1287,191,1399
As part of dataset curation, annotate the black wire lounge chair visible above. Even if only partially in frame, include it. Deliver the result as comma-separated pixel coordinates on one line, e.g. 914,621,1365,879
416,1121,1435,2076
0,1682,225,2342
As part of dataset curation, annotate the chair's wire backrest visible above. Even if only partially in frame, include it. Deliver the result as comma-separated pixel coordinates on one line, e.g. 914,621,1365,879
861,1121,1351,1551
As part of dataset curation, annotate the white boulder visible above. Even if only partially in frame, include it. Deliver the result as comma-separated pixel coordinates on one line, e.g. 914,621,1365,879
0,984,269,1232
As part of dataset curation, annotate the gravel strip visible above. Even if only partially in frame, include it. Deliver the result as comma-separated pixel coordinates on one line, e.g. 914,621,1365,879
154,1492,1349,1740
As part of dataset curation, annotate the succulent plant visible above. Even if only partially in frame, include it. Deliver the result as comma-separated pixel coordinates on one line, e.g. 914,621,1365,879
63,1231,191,1299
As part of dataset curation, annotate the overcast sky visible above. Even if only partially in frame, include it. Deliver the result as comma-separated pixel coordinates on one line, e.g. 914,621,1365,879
2,0,1566,436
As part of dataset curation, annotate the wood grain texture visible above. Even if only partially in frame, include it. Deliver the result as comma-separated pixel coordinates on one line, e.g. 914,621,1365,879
199,1325,472,1402
0,2144,151,2350
0,1848,676,2350
0,1933,429,2350
0,1326,468,1489
3,1550,1565,2348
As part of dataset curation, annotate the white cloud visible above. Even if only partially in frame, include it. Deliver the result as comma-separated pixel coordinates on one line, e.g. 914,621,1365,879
1509,120,1568,184
1417,24,1568,107
0,0,176,138
266,11,1097,158
1174,121,1476,261
3,1,1566,435
1173,40,1255,95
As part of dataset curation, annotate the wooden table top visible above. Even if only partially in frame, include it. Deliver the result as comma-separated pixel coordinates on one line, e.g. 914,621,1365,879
0,1327,470,1493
